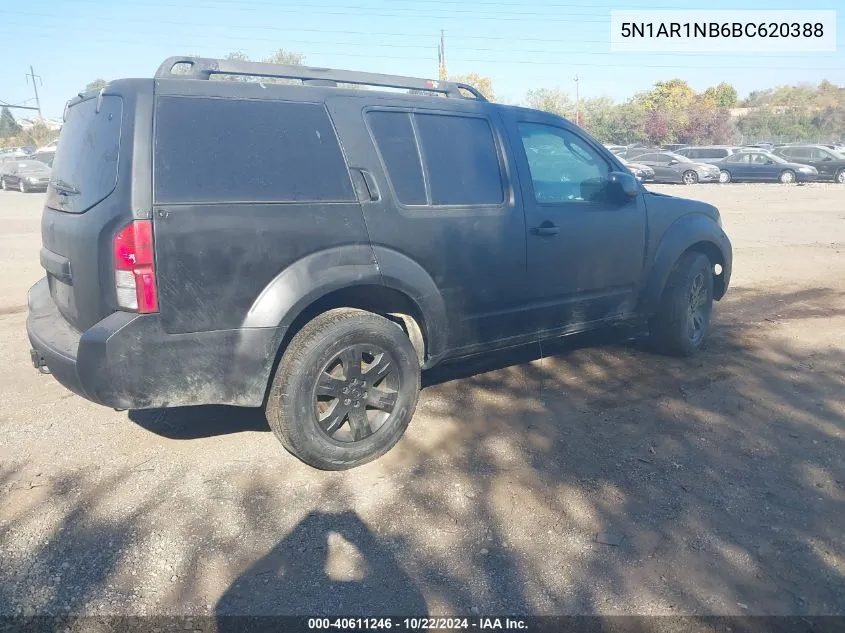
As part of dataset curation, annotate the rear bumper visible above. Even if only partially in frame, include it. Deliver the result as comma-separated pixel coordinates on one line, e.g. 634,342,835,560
26,278,283,410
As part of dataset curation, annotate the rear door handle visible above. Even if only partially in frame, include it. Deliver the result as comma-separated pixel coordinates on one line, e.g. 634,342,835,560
530,225,560,236
350,168,380,202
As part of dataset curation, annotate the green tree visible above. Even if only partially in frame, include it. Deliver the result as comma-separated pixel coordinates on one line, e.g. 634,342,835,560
85,78,108,92
524,88,575,119
449,73,495,101
702,82,738,108
0,107,21,138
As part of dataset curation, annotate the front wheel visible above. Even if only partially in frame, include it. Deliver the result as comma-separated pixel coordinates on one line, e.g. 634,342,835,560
779,170,795,184
19,180,28,193
265,308,421,470
649,252,714,357
682,170,699,185
718,170,732,184
0,178,6,191
835,169,845,184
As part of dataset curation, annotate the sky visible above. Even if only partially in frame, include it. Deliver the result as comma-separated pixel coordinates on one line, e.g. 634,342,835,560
0,0,843,119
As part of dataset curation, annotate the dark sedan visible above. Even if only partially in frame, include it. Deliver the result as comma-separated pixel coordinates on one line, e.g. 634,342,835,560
0,160,51,192
774,145,845,183
713,152,818,184
622,159,655,182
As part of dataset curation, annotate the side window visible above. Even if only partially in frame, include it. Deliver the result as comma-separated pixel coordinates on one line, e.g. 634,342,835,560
154,97,355,204
681,148,696,158
518,122,610,204
792,148,809,159
415,113,504,206
366,111,427,205
750,153,770,164
713,149,728,159
727,153,748,163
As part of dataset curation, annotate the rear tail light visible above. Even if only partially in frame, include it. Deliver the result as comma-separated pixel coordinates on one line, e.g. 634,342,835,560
113,220,158,313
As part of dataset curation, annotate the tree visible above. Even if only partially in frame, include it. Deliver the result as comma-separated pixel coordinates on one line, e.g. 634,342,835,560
263,49,305,66
702,82,738,108
449,73,495,101
0,107,21,138
85,78,108,92
524,88,575,119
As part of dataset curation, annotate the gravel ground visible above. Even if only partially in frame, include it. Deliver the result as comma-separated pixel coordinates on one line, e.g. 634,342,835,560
0,183,843,619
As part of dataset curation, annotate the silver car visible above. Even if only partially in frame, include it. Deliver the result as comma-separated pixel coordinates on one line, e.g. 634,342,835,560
633,151,720,184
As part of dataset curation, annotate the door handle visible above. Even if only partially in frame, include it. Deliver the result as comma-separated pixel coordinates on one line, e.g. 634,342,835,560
530,225,560,236
350,168,380,202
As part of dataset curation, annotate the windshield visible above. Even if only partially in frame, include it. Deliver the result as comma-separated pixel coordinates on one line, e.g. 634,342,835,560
46,95,122,214
17,161,50,173
667,153,692,163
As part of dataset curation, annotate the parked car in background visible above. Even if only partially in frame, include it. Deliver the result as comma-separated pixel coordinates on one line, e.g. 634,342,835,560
604,144,627,155
620,146,658,159
622,159,655,182
0,159,52,192
675,146,742,164
713,151,818,183
36,139,59,153
30,151,55,168
0,147,32,159
773,144,845,183
634,151,720,184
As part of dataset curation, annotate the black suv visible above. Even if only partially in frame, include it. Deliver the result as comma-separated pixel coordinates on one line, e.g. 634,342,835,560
27,57,732,469
774,145,845,183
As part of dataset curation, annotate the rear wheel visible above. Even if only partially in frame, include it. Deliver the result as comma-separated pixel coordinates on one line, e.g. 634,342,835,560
649,252,714,357
835,169,845,184
682,170,698,185
779,170,795,184
718,170,731,184
19,180,27,193
265,308,420,470
0,178,6,191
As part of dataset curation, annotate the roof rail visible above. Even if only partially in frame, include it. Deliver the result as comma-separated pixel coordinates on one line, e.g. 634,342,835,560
154,56,487,101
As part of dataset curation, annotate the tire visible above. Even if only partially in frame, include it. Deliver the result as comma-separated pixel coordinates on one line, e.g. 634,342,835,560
718,170,731,184
648,251,714,357
265,308,421,470
0,178,6,191
19,180,27,193
779,170,795,184
835,169,845,184
682,170,699,185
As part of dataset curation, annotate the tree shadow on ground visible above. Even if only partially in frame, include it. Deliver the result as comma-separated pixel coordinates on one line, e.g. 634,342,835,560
2,286,844,621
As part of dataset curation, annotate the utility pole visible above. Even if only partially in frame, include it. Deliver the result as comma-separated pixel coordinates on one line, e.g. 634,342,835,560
26,66,43,119
438,30,447,81
573,74,580,126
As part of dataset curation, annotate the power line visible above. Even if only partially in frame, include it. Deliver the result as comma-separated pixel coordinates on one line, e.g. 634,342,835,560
0,29,839,72
2,17,841,60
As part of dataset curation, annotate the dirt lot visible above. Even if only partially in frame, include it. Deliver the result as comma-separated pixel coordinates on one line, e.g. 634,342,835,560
1,184,844,619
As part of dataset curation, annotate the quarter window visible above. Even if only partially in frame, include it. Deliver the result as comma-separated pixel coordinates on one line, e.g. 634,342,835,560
155,97,355,204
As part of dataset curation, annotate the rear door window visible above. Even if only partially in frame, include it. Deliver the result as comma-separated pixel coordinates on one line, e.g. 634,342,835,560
366,111,427,205
46,95,123,213
155,97,355,204
415,113,503,206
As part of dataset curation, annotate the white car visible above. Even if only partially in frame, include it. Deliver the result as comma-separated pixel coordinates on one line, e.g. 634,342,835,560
36,139,59,153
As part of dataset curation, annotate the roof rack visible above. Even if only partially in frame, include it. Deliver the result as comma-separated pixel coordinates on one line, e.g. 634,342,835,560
154,56,488,101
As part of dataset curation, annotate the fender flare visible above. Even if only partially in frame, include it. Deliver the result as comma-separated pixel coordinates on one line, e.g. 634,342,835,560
638,214,731,314
243,244,449,362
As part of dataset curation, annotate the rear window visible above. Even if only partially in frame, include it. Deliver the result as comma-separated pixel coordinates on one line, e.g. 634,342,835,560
154,97,355,204
46,95,123,214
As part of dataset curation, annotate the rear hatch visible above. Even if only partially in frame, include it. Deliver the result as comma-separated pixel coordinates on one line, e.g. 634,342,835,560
40,82,150,332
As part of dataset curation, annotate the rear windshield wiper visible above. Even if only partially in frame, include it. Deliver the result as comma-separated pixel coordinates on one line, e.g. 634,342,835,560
50,178,80,196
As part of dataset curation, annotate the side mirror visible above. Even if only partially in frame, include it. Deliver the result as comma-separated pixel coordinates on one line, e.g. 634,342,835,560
823,156,832,161
608,171,640,199
668,159,679,166
765,159,774,165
